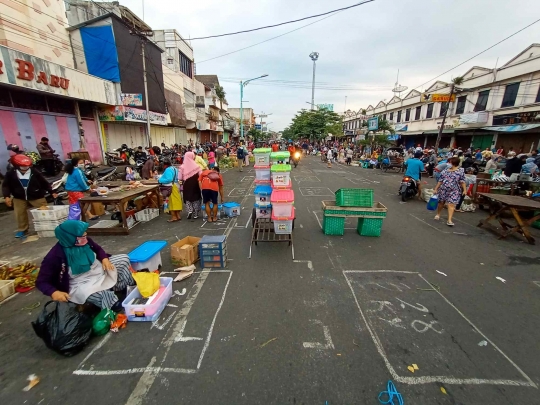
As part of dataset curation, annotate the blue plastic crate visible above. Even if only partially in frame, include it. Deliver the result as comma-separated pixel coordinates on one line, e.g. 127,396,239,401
128,240,167,271
199,235,227,249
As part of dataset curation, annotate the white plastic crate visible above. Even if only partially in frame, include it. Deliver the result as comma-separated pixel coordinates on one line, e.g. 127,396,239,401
273,218,293,234
34,218,66,231
0,280,16,302
122,277,173,322
253,153,271,166
134,208,159,222
255,169,270,181
30,205,69,221
254,204,272,219
37,230,56,238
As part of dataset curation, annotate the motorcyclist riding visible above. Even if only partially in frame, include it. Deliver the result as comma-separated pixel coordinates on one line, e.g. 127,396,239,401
403,151,424,197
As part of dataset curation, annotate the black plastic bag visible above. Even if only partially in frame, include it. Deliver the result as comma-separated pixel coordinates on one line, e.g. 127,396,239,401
32,301,93,356
53,196,64,205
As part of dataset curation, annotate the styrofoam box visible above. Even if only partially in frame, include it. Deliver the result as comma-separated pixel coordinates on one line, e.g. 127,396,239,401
254,168,271,181
0,280,15,302
37,230,56,238
30,205,69,221
122,277,173,322
34,218,66,231
271,171,291,187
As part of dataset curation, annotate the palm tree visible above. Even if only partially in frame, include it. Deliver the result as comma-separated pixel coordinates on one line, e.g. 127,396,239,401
215,84,226,111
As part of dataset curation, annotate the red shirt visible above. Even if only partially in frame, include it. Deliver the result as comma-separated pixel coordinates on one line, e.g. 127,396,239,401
272,144,279,152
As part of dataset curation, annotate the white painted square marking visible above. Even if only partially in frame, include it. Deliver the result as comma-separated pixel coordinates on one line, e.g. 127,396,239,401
294,176,321,183
228,188,248,197
299,187,334,197
343,270,535,387
241,176,255,182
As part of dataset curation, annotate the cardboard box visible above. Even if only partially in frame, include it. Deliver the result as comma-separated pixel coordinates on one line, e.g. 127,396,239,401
171,236,201,267
92,203,105,216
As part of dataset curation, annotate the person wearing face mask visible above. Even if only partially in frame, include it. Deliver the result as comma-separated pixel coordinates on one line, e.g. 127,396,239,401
2,154,55,238
65,158,97,220
36,220,135,311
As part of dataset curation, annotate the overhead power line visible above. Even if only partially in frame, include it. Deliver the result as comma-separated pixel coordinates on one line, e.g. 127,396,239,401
197,1,374,64
413,16,540,91
189,0,374,40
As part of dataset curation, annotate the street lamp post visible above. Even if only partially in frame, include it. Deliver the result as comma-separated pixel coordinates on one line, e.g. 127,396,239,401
309,52,319,110
240,74,268,140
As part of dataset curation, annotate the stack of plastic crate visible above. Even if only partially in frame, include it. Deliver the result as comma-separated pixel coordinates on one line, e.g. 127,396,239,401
199,235,227,268
30,205,69,237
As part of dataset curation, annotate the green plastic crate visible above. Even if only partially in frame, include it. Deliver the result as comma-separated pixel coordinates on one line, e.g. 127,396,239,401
322,215,345,235
324,209,386,218
357,218,383,237
335,188,374,207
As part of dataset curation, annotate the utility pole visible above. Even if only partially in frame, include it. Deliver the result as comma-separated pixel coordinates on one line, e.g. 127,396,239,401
309,52,319,110
240,80,244,140
434,84,454,153
141,39,152,147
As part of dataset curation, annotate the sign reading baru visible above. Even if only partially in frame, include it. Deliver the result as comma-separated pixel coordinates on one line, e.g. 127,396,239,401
421,93,456,103
0,59,70,89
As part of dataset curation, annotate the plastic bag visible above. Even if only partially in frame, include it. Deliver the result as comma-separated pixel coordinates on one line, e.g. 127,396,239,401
427,194,439,211
132,272,160,298
92,309,116,336
31,301,92,356
68,202,81,220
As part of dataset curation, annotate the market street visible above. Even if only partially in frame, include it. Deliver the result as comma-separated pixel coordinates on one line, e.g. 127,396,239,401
1,156,540,405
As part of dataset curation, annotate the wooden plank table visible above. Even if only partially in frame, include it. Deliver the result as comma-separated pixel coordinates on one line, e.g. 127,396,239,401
79,185,160,235
477,193,540,245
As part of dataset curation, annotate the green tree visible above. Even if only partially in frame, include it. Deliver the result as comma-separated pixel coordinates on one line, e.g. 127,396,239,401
286,108,342,141
247,127,269,143
214,84,226,110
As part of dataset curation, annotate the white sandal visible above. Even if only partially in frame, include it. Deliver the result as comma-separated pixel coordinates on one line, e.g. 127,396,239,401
446,221,454,226
434,215,440,220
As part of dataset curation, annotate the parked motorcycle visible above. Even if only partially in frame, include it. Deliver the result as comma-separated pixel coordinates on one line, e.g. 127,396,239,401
399,175,418,202
45,173,68,203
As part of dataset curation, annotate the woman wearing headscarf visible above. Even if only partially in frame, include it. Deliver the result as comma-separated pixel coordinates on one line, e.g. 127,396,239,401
484,154,499,172
36,221,135,311
158,158,182,222
181,151,202,219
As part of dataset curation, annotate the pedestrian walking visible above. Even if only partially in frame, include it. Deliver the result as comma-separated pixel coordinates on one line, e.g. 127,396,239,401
181,151,203,219
208,147,216,169
237,144,246,172
433,157,466,227
158,158,182,223
2,154,55,238
199,166,224,222
346,148,353,165
327,148,333,168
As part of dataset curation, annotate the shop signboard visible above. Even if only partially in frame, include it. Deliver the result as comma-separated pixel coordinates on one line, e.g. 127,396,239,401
492,110,540,126
98,106,167,125
421,93,456,103
317,103,334,111
394,124,408,132
367,116,379,131
121,93,143,106
0,44,117,105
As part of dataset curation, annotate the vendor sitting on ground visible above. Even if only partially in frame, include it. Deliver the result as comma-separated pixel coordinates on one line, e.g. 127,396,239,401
36,220,135,311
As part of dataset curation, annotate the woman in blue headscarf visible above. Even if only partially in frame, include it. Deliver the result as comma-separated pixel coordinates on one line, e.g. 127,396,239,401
36,220,135,310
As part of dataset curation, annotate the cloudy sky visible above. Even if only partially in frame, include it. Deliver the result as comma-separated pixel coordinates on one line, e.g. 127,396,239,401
118,0,540,131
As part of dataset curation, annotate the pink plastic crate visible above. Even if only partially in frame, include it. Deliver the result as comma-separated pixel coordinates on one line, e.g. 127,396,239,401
271,189,294,217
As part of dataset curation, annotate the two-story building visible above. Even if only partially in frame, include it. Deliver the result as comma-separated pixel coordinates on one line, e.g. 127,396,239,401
345,43,540,153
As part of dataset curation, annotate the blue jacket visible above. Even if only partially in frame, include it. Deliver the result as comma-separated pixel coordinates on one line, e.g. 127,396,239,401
65,168,89,192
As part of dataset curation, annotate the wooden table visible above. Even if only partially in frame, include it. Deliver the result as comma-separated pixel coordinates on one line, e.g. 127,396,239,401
477,193,540,244
79,185,160,235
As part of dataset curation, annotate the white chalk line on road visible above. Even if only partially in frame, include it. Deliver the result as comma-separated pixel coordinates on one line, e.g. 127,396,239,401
409,214,450,234
343,270,537,387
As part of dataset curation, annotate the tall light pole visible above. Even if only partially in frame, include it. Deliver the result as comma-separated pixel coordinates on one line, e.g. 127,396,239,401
309,52,319,110
240,74,268,140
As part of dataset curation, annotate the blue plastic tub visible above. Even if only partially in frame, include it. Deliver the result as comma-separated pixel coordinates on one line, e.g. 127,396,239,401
128,240,167,271
223,202,241,217
254,185,272,207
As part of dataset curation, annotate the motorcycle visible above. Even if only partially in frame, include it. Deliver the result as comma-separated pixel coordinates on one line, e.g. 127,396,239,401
292,151,301,168
84,161,119,183
45,173,68,203
399,175,418,202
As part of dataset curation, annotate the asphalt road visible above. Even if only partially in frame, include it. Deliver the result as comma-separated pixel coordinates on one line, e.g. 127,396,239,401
1,155,540,405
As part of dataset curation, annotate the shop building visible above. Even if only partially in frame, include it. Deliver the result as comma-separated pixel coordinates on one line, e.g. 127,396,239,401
195,75,229,144
66,7,168,151
344,43,540,153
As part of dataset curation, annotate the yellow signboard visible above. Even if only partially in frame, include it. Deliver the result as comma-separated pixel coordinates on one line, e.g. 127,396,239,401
421,93,456,103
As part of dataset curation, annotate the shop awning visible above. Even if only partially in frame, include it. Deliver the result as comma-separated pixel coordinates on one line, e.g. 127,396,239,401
398,131,424,136
480,124,540,132
423,129,455,134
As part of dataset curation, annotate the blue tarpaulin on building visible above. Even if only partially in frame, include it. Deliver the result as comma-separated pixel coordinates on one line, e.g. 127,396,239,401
80,26,120,82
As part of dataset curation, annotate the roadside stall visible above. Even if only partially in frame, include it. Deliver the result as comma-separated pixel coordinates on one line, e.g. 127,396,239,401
79,182,161,235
